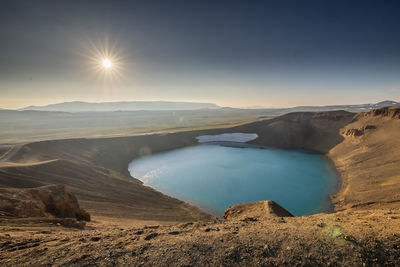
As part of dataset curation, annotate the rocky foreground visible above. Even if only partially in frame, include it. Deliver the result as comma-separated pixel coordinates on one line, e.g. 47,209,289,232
1,201,399,266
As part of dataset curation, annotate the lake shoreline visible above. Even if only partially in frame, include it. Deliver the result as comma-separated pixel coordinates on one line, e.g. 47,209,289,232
129,141,339,217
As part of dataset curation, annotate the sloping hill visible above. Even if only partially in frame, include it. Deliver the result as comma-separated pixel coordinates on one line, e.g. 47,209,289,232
0,158,212,222
329,107,400,210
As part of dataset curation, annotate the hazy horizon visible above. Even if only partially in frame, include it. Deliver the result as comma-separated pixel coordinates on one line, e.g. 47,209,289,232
1,0,400,109
2,98,400,111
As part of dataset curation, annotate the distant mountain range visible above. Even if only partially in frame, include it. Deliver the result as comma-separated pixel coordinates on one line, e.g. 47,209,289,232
288,100,400,113
11,100,400,113
20,101,220,112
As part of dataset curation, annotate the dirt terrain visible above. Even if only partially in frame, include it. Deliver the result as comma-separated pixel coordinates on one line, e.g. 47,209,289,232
1,206,399,266
1,107,400,266
329,107,400,211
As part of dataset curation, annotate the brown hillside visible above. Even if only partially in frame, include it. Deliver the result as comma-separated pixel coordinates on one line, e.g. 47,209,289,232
329,107,400,210
0,159,212,222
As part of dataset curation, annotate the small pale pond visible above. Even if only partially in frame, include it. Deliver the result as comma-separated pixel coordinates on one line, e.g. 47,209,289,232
128,143,338,216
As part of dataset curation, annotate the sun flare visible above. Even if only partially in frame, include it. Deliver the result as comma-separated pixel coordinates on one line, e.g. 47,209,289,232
102,58,112,68
83,38,125,82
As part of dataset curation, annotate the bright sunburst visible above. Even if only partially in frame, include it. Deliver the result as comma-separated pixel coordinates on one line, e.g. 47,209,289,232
102,58,112,69
83,37,125,82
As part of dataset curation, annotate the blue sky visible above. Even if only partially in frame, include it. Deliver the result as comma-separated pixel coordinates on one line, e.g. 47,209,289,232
1,0,400,108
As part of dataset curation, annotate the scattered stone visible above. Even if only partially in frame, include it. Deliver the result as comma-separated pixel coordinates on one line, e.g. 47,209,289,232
57,218,86,229
168,231,180,235
1,241,12,248
262,244,276,257
144,225,159,229
140,244,150,253
80,254,90,260
144,233,159,240
317,222,326,228
180,222,194,229
241,217,258,222
364,125,377,130
343,234,357,244
204,227,219,232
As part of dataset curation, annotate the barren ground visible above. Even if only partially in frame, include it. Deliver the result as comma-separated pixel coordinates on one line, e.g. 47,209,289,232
1,107,400,266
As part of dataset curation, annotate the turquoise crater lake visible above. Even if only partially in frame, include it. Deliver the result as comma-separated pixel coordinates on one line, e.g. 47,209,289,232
128,144,338,216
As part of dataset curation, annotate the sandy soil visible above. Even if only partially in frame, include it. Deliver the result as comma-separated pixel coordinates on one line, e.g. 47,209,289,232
1,208,399,266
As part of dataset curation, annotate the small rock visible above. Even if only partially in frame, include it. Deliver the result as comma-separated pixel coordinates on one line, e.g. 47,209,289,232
180,222,194,229
241,217,258,222
168,231,180,235
364,125,377,130
144,232,159,240
1,241,12,248
90,237,101,242
144,225,159,229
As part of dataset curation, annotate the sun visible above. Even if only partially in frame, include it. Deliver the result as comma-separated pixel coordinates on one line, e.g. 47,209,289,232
102,58,112,68
83,37,125,82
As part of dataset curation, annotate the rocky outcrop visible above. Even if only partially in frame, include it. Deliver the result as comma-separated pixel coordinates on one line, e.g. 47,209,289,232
363,106,400,119
26,184,90,221
344,128,364,137
343,125,377,137
0,184,90,222
223,200,293,221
